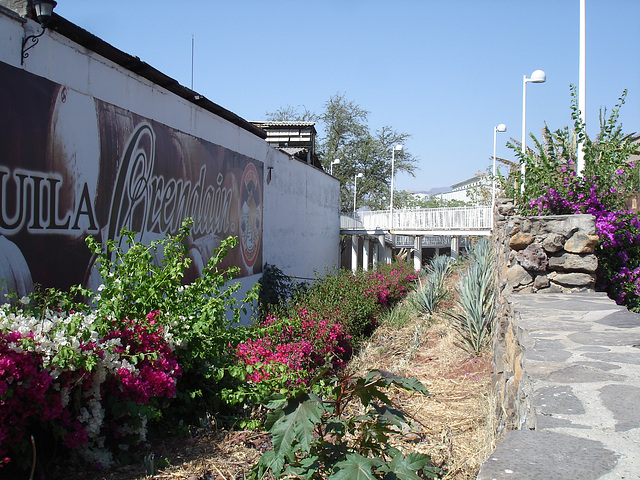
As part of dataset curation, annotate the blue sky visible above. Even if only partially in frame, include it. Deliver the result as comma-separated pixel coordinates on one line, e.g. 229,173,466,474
54,0,640,192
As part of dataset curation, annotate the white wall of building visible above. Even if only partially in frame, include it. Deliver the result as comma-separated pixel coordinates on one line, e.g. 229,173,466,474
0,7,339,312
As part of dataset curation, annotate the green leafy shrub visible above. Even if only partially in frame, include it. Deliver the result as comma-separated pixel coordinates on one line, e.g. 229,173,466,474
251,370,438,480
228,262,417,405
500,87,640,311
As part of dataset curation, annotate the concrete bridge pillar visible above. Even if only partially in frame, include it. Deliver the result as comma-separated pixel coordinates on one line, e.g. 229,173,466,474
450,236,460,260
363,238,370,271
351,235,360,272
372,236,380,267
413,235,423,271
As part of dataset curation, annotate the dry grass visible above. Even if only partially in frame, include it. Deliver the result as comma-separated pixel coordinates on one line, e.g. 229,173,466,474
349,303,496,479
61,272,496,480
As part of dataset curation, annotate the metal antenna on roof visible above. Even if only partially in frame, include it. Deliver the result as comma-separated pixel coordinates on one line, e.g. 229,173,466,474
191,34,194,90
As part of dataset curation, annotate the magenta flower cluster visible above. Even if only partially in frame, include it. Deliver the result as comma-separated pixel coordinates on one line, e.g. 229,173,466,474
525,165,640,311
0,310,181,469
103,312,181,404
234,262,417,387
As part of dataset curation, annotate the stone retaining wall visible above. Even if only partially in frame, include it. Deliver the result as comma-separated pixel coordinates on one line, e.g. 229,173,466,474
495,199,599,294
489,198,599,435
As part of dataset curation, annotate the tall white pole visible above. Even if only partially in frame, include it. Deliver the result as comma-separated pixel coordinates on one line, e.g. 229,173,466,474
577,0,586,176
191,34,194,90
389,145,402,228
493,124,506,228
493,126,498,224
354,173,362,213
521,75,528,191
390,148,396,221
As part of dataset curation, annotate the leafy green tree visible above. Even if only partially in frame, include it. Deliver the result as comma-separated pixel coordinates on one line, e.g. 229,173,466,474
266,93,418,211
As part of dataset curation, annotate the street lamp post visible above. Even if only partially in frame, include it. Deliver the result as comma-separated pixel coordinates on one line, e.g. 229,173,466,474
354,172,363,213
389,144,403,228
521,69,546,191
330,158,340,175
493,123,507,227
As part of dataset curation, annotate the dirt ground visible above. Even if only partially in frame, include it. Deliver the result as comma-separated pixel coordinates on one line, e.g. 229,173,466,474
61,280,495,480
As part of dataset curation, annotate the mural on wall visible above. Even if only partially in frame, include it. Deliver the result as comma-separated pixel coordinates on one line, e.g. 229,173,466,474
0,61,262,295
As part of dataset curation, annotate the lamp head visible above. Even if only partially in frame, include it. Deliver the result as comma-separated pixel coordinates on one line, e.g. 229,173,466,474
394,144,404,152
32,0,57,27
496,124,507,133
530,69,546,83
356,173,363,179
332,159,340,165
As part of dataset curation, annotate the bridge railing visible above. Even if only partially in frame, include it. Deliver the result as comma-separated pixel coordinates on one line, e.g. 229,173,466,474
340,206,492,232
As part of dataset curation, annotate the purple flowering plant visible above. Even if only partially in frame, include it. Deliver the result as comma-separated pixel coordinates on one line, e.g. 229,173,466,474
502,86,640,311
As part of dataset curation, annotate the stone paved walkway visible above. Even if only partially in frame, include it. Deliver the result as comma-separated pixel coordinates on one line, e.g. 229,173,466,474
478,292,640,480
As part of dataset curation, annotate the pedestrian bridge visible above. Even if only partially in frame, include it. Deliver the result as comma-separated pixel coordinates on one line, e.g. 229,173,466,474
340,206,492,236
340,206,492,271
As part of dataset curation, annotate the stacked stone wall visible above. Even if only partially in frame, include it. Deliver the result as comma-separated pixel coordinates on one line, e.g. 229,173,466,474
489,198,599,435
494,199,599,294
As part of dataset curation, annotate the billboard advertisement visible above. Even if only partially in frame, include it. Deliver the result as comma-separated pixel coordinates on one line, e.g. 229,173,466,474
0,61,263,295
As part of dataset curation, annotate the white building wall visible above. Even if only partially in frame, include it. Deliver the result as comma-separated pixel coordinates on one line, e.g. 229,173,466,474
0,8,339,312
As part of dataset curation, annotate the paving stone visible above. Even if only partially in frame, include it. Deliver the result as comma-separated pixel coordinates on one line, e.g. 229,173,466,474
544,364,626,383
568,331,640,347
583,352,640,365
574,360,621,371
575,346,610,352
533,385,585,414
526,338,572,362
595,310,640,328
534,414,590,429
599,384,640,432
477,430,618,480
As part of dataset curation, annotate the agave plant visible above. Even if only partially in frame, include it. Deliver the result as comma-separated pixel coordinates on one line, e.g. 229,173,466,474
411,255,453,316
447,238,496,355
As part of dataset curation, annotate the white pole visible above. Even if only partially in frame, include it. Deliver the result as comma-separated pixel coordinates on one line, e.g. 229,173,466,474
521,74,528,191
493,124,506,228
191,34,194,90
354,173,362,213
390,148,396,223
577,0,586,176
493,126,498,225
354,175,358,213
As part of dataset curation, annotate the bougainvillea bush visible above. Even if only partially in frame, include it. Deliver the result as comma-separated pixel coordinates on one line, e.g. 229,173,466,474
228,261,418,404
502,86,640,310
0,221,419,472
0,221,256,472
0,307,181,471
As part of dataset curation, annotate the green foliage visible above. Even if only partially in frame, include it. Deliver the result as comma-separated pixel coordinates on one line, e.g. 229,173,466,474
256,263,305,318
392,190,470,209
267,92,419,211
502,86,639,211
250,370,437,480
85,219,258,420
447,239,495,355
410,255,454,316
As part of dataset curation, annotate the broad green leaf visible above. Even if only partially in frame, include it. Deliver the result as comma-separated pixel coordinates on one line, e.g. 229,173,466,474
271,397,323,459
328,453,382,480
387,451,434,480
372,404,408,428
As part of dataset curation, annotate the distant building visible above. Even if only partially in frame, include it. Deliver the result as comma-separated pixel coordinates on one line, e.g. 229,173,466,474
439,175,489,204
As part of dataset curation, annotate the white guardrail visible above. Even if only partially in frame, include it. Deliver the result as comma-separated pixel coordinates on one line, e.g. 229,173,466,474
340,206,492,232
